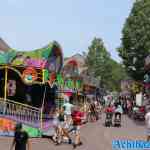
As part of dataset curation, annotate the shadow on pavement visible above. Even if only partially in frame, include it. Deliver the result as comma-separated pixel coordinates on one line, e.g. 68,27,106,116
133,120,145,126
127,116,145,126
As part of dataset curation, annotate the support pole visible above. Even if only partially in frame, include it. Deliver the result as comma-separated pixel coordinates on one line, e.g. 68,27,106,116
40,69,45,129
40,108,43,130
3,65,8,114
42,69,45,83
40,85,47,129
4,66,8,101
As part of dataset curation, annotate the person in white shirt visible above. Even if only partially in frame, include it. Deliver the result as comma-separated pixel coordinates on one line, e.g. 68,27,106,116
115,105,123,114
63,97,74,129
63,100,74,116
145,107,150,141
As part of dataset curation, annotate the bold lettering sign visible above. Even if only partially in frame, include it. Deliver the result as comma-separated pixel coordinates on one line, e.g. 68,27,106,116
43,69,49,81
65,79,74,89
56,74,64,86
43,70,82,89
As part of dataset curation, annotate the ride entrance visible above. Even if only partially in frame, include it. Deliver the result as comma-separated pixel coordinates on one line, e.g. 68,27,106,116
0,41,63,137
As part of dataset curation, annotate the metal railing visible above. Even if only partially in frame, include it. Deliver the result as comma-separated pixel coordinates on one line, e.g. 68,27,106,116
0,98,41,128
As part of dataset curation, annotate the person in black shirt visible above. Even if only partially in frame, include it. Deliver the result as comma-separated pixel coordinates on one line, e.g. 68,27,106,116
10,123,31,150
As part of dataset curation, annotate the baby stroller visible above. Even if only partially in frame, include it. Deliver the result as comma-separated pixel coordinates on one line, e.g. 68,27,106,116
114,112,121,127
105,112,113,127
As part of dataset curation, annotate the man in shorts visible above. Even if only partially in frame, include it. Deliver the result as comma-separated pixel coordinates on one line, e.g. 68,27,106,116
10,123,31,150
63,97,74,128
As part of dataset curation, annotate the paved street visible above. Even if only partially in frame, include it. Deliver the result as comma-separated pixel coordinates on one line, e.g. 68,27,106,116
0,114,146,150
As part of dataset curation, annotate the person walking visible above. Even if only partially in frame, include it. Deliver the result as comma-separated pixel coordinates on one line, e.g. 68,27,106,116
89,101,97,122
10,123,31,150
71,107,83,149
63,97,74,128
52,108,60,145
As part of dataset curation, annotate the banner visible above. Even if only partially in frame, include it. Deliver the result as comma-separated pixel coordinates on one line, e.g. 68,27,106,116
0,117,41,137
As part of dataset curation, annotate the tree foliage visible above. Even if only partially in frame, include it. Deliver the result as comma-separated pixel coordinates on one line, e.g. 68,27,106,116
86,38,111,77
118,0,150,81
108,59,129,91
86,37,128,91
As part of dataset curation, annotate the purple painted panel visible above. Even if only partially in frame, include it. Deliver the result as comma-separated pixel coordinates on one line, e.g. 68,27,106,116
25,58,47,68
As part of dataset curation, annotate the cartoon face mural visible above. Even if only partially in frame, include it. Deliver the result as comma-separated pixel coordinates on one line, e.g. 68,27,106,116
22,67,38,83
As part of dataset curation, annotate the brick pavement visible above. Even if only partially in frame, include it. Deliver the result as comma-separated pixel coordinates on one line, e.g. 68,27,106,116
0,114,146,150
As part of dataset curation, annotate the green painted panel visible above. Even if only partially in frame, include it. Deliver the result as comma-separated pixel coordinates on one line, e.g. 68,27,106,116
23,124,42,137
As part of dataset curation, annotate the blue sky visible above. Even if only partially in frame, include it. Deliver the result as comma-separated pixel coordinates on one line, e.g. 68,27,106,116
0,0,134,62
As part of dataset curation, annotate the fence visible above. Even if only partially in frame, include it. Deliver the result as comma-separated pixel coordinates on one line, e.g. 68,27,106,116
0,98,41,128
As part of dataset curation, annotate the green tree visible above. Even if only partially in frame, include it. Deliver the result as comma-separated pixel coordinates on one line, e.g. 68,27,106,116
108,59,129,91
86,37,111,83
86,37,128,91
118,0,150,81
